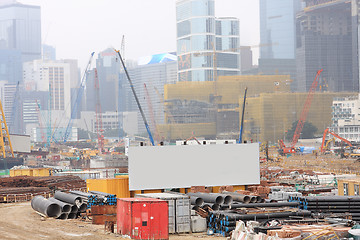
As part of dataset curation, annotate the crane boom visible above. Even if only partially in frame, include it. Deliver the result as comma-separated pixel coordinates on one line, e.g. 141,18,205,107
64,52,95,142
115,49,155,146
291,69,323,148
238,87,248,144
321,128,352,153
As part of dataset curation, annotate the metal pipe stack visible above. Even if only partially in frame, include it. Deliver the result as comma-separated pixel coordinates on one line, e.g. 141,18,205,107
291,196,360,221
208,210,311,236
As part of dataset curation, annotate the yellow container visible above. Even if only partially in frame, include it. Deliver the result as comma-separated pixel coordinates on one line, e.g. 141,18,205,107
32,168,51,177
87,177,130,198
10,168,51,177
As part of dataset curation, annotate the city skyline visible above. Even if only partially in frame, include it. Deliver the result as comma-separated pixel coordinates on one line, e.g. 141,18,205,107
17,0,260,69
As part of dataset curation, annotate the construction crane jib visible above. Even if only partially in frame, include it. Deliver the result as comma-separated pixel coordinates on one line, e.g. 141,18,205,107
63,52,95,143
114,49,155,146
291,69,323,148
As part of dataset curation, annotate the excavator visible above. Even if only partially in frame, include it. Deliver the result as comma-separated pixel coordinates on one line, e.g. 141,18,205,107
320,128,355,158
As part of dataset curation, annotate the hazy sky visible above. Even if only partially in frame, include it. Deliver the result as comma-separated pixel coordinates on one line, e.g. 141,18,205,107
19,0,260,68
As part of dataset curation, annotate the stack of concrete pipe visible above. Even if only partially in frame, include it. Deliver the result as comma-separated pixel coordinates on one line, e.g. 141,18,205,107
222,191,265,204
187,192,234,211
31,191,87,220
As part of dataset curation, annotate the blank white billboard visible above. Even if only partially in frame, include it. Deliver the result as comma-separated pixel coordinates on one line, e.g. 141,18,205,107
10,134,31,153
129,143,260,190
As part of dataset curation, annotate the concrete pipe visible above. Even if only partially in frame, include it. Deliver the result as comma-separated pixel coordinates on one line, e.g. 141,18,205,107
48,197,71,213
249,196,257,203
77,203,87,212
70,205,78,213
54,191,82,205
57,213,68,220
68,213,77,219
31,195,61,218
212,193,233,205
255,196,262,203
187,192,224,205
222,191,250,204
202,203,220,211
189,196,204,206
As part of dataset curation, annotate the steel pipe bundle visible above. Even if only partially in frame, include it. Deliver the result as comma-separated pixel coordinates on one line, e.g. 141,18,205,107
54,191,82,205
48,197,71,213
187,192,224,205
208,210,311,236
293,196,360,215
231,201,299,209
31,195,61,218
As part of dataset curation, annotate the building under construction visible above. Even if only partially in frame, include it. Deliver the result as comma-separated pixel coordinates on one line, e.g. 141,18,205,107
296,0,358,92
157,74,358,142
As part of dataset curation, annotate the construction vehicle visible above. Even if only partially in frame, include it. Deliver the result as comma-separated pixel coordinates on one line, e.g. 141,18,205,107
278,69,323,155
320,128,353,153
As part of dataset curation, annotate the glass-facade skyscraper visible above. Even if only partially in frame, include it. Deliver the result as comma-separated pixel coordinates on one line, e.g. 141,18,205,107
176,0,240,82
259,0,301,59
0,1,41,63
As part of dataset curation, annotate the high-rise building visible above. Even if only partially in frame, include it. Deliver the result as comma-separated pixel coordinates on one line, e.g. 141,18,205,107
296,0,357,92
0,1,41,63
259,0,302,84
176,0,240,82
42,44,56,61
0,49,22,84
23,60,73,121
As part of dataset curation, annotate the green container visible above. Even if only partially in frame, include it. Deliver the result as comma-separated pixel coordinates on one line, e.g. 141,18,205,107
114,173,129,177
0,169,9,176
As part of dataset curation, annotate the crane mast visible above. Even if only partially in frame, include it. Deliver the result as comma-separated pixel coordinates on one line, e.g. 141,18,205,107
64,52,95,142
94,68,105,153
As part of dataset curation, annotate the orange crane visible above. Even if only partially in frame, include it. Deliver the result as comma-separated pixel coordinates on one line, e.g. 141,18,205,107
320,128,353,153
144,83,160,143
94,68,105,153
279,69,323,154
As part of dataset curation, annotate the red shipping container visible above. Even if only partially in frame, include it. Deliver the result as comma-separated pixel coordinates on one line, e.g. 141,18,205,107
117,198,169,240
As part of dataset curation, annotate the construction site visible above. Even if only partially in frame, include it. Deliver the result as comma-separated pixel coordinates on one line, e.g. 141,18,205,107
1,46,360,240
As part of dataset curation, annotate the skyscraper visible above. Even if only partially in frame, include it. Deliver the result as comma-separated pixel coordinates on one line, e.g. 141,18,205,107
296,0,357,92
0,1,41,63
176,0,240,82
259,0,302,83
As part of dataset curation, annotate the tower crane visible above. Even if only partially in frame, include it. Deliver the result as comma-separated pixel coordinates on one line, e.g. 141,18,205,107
0,98,14,170
115,49,155,146
94,68,105,153
63,52,95,142
35,100,46,143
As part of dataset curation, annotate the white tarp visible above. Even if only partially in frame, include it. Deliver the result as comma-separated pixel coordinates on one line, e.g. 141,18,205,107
129,143,260,190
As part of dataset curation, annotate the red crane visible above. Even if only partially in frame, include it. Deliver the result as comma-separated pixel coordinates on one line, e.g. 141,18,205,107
94,68,104,153
278,69,323,154
291,69,323,148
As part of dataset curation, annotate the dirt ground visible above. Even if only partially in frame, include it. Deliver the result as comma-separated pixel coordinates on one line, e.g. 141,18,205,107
0,202,226,240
